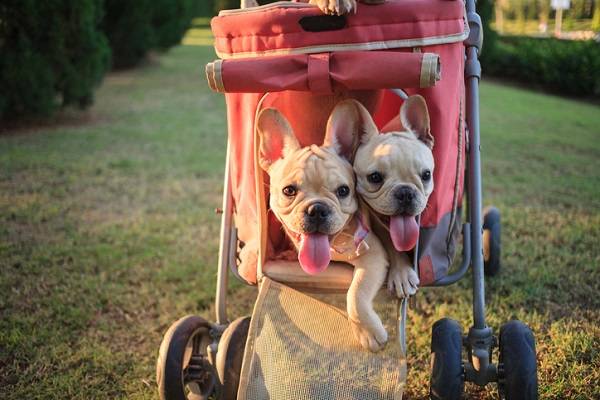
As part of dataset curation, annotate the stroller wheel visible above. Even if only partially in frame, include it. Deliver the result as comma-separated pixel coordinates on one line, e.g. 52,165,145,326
430,318,464,400
215,317,251,400
156,315,216,400
483,206,501,276
498,321,538,400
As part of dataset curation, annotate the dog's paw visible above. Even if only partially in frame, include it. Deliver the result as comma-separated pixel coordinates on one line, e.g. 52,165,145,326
349,318,388,352
310,0,357,15
238,240,259,284
387,264,420,299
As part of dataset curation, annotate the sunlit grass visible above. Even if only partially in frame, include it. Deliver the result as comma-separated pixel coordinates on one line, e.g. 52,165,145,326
1,38,599,399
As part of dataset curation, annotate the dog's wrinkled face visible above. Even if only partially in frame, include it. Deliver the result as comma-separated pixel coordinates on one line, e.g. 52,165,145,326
353,95,434,252
257,104,359,275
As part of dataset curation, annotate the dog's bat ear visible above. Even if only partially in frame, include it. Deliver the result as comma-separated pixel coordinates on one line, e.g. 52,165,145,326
325,99,377,162
325,100,360,162
400,95,434,150
256,108,300,171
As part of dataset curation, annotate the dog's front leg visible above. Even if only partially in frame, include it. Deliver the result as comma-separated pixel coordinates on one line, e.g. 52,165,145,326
345,236,389,352
387,249,419,298
370,219,419,298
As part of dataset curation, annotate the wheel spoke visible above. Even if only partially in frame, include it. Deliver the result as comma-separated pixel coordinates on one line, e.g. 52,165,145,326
184,355,206,384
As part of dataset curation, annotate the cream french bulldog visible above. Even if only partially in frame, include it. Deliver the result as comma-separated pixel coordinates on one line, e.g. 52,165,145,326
309,0,387,15
257,102,390,352
352,95,434,298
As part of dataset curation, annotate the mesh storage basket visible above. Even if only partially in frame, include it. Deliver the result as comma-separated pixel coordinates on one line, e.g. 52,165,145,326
238,278,407,400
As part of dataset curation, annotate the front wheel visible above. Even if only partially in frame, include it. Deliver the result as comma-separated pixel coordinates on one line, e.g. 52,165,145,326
215,317,251,400
498,320,538,400
430,318,464,400
157,315,216,400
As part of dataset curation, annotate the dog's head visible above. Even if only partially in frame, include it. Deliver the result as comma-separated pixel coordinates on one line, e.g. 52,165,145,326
257,103,359,274
353,95,434,252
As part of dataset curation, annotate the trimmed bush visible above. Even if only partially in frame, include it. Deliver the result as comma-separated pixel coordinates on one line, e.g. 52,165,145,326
476,0,499,67
102,0,196,69
153,0,195,49
101,0,155,69
0,0,111,121
483,36,600,98
214,0,241,13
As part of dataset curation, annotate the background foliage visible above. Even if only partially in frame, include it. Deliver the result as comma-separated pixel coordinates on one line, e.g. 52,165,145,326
0,0,197,123
484,36,600,97
101,0,198,69
478,0,600,99
0,0,111,121
494,0,599,30
100,0,155,69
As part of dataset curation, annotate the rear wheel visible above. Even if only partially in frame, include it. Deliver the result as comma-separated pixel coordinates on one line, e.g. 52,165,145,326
157,315,216,400
430,318,464,400
215,317,251,400
483,206,501,276
498,320,538,400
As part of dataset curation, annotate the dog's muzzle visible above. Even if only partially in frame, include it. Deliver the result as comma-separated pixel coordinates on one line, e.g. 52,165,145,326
303,202,330,233
393,187,420,215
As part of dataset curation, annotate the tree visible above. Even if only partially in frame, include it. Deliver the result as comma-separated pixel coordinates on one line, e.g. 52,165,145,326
101,0,155,69
101,0,197,69
593,0,600,30
478,0,499,69
153,0,196,49
0,0,111,121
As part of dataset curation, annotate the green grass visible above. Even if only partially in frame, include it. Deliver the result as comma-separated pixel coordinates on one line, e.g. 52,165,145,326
1,40,599,399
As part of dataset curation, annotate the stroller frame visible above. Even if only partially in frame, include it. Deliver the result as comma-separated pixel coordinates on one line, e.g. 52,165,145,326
216,0,491,381
157,1,538,399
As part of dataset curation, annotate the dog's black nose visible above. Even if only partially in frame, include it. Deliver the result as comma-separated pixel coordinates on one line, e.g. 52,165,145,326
306,203,329,222
395,187,415,205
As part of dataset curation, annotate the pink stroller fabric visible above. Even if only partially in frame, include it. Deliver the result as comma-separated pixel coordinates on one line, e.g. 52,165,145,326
208,0,468,285
207,51,440,94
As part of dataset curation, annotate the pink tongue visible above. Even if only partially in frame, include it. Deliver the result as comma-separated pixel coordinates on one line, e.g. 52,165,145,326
389,215,419,251
298,233,331,274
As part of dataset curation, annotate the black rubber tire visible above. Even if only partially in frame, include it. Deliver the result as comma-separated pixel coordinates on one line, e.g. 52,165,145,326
482,206,501,276
215,317,251,400
498,320,538,400
156,315,216,400
430,318,464,400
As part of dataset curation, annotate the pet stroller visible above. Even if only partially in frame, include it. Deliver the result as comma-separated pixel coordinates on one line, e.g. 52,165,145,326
156,0,538,399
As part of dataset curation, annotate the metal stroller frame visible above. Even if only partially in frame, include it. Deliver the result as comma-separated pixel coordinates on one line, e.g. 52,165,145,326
156,1,538,399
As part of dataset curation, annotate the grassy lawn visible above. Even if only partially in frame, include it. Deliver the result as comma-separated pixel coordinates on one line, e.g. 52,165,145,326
1,40,599,399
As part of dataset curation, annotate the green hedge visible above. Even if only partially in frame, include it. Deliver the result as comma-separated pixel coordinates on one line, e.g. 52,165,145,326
0,0,196,121
102,0,195,69
153,0,196,49
0,0,111,121
101,0,155,69
483,36,600,98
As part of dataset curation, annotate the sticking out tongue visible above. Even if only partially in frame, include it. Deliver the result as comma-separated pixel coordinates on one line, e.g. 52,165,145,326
298,233,331,274
389,215,419,252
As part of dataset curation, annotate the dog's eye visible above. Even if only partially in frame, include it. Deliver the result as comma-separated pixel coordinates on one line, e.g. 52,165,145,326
337,185,350,198
282,186,296,197
367,172,383,184
421,170,432,182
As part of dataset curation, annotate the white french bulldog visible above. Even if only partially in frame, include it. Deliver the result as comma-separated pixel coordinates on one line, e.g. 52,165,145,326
352,95,435,298
257,102,390,352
